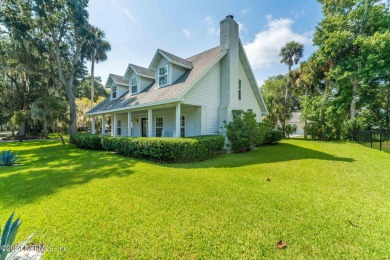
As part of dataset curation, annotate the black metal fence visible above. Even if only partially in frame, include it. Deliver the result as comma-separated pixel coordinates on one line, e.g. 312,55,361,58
357,130,390,154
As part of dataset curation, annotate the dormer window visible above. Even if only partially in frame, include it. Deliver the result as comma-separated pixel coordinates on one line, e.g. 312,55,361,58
158,65,168,87
112,86,117,98
131,77,138,94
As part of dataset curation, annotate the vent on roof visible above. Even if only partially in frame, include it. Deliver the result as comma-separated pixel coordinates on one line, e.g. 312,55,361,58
226,15,234,19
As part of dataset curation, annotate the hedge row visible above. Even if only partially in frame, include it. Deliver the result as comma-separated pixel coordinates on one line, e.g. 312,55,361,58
72,134,225,163
71,134,102,150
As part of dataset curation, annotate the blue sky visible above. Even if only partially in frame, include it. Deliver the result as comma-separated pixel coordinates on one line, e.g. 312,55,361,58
87,0,323,86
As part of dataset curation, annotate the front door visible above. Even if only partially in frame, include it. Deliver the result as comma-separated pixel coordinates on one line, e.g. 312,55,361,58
141,118,147,137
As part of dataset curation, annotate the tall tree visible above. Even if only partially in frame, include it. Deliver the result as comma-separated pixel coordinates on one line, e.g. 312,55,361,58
84,26,111,109
280,41,304,103
34,0,90,136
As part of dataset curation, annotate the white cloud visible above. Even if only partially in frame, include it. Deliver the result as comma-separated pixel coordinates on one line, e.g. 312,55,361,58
182,28,192,38
266,14,273,20
241,8,251,15
123,8,138,24
237,22,247,33
205,16,219,35
244,18,311,69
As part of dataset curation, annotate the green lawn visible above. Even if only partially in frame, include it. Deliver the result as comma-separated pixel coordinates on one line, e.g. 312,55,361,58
0,139,389,259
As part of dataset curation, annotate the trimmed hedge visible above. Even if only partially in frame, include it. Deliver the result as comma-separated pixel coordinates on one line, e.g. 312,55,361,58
73,134,225,163
71,134,102,150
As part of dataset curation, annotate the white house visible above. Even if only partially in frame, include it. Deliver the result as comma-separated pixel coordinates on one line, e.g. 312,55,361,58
86,15,268,138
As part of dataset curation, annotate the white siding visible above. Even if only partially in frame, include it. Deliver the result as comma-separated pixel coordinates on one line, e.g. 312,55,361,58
181,107,199,136
171,64,187,83
140,77,154,92
116,113,128,136
238,61,262,121
117,85,128,97
183,62,221,135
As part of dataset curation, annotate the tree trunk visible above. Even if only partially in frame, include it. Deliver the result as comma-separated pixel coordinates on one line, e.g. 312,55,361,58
320,79,330,124
350,80,358,120
43,118,48,137
90,51,95,109
304,84,309,139
67,78,77,136
18,119,25,136
284,65,291,103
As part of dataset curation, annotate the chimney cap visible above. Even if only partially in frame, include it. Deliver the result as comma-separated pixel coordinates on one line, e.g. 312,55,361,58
226,15,234,19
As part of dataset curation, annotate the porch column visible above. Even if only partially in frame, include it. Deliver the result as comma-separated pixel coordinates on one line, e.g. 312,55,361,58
147,109,152,137
102,115,106,135
113,113,118,137
127,112,132,137
91,116,96,134
175,103,181,137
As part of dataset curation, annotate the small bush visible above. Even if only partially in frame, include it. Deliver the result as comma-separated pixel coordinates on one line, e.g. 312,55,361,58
225,109,269,152
263,130,283,144
1,150,19,166
71,134,102,150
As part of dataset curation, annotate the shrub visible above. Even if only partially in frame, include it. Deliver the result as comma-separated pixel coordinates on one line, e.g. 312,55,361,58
1,150,19,166
285,124,297,138
71,134,102,150
225,109,269,152
263,130,283,144
0,212,34,260
102,135,225,163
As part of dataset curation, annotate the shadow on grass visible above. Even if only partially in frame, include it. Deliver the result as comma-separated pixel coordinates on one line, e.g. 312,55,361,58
168,142,355,169
0,141,136,207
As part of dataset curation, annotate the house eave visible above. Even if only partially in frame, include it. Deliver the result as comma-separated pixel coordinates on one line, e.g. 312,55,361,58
86,98,179,116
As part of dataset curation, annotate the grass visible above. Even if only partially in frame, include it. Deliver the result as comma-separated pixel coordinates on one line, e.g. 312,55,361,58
0,139,389,259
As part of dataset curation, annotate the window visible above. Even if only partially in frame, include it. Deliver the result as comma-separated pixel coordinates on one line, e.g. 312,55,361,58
158,65,168,87
238,79,242,100
180,115,185,137
117,120,122,136
131,77,138,93
112,86,117,98
156,117,163,137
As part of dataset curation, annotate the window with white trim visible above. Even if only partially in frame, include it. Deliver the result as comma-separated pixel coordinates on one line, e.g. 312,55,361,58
112,86,117,99
180,115,185,137
156,117,163,137
117,120,122,136
131,77,138,94
158,65,168,87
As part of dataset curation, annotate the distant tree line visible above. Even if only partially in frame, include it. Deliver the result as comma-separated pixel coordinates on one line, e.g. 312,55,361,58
262,0,390,140
0,0,110,138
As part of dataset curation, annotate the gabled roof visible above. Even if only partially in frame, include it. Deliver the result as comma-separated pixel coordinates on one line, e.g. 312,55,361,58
124,64,155,80
87,47,226,115
105,74,128,88
149,49,193,70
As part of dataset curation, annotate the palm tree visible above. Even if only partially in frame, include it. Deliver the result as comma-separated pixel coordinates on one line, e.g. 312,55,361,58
86,26,111,109
280,41,304,103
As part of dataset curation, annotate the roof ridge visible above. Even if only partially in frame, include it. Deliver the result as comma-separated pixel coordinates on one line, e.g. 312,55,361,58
186,46,221,61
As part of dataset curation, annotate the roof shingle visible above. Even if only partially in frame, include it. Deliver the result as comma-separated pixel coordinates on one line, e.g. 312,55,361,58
87,46,225,115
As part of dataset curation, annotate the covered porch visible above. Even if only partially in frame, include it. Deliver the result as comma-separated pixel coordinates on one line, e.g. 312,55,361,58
90,103,207,138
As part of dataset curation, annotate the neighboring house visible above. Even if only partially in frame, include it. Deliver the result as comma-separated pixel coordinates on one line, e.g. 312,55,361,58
277,112,305,136
86,15,268,139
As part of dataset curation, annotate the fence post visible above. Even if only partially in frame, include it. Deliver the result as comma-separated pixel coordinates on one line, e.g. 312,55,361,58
370,131,373,148
379,130,382,151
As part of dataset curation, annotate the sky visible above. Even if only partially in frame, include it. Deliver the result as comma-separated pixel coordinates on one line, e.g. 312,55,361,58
87,0,323,87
